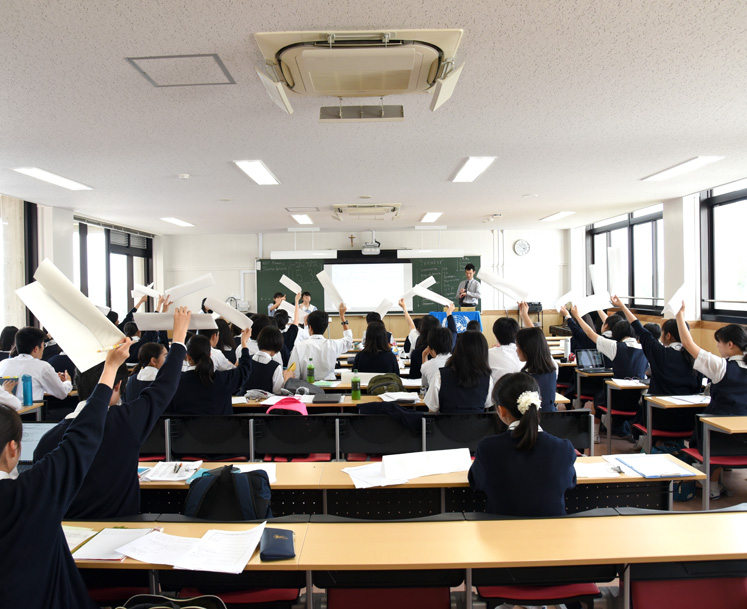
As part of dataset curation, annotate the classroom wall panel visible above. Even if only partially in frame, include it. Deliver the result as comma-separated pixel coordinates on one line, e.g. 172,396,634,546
0,194,26,327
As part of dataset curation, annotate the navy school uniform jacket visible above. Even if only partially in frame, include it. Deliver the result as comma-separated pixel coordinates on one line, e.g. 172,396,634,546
34,343,187,519
528,370,557,412
353,349,400,374
468,429,577,517
245,357,280,393
0,383,111,608
124,373,150,401
438,366,491,413
171,347,251,415
409,315,457,379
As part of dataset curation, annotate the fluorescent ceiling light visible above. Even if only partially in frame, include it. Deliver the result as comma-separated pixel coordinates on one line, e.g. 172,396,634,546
13,167,92,191
287,227,320,232
414,225,447,231
540,211,576,222
160,217,194,227
291,214,313,225
397,249,464,259
233,160,280,185
452,157,496,183
420,212,443,223
641,156,724,182
271,250,337,260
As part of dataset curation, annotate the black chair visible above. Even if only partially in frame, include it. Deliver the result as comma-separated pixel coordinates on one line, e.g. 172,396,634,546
541,408,594,455
252,414,337,461
424,412,500,453
169,416,252,461
139,418,167,461
338,414,423,459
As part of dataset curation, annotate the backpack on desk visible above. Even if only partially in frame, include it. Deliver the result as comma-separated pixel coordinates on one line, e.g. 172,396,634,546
367,373,405,395
183,465,272,520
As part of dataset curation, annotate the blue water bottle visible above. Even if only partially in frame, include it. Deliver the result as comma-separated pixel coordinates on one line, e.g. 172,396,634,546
22,374,33,406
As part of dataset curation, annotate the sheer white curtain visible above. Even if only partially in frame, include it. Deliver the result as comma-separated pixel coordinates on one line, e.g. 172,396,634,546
0,195,26,327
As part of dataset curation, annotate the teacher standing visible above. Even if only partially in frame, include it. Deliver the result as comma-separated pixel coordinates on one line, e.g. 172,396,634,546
456,264,481,308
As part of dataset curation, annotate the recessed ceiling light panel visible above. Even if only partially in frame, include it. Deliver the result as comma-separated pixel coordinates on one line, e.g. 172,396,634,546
234,160,280,185
161,217,194,227
420,212,443,223
291,214,314,225
452,157,496,183
13,167,92,191
641,156,724,182
540,211,576,222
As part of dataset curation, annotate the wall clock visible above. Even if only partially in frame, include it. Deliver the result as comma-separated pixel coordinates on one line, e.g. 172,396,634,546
513,239,530,256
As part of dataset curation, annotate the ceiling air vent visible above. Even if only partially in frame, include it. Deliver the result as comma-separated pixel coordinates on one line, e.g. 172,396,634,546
332,204,401,221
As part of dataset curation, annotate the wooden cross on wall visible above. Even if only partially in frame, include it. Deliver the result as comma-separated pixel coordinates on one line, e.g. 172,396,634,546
348,234,355,247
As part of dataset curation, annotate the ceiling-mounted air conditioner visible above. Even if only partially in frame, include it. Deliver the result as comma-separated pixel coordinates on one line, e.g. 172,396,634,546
332,203,401,222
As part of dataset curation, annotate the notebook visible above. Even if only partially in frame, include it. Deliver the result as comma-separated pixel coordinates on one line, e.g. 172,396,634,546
17,422,58,473
575,349,611,373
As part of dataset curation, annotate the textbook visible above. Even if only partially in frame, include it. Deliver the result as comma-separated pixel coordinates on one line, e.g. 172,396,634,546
16,259,124,372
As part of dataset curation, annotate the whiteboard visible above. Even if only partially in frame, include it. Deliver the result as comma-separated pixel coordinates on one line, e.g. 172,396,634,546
325,263,413,313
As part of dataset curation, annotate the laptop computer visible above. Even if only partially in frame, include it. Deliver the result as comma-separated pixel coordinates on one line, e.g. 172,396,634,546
17,422,57,474
575,349,612,374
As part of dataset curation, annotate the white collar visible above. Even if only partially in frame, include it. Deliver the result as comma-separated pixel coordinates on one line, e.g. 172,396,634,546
253,351,273,362
621,337,642,349
66,397,118,419
15,354,34,360
507,420,543,432
136,366,159,381
667,342,683,351
309,334,325,340
728,353,747,362
0,469,15,480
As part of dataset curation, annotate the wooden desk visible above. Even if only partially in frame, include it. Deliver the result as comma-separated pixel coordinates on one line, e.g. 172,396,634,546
700,416,747,510
574,369,613,409
18,402,45,421
641,395,709,454
602,380,648,453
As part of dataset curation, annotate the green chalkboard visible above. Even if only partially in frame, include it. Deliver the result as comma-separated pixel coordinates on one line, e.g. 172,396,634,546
411,256,481,313
256,259,325,314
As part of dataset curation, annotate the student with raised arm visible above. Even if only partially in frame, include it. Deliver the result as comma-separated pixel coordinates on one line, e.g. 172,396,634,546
408,302,458,380
0,337,132,608
276,292,302,355
398,298,420,355
288,304,353,381
124,341,167,401
515,306,557,412
172,325,252,415
245,326,295,394
468,373,577,516
34,308,191,519
488,317,523,385
676,302,747,498
235,314,284,366
268,291,286,318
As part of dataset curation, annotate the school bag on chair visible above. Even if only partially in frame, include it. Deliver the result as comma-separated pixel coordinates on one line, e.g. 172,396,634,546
119,594,227,609
367,373,405,395
183,465,272,520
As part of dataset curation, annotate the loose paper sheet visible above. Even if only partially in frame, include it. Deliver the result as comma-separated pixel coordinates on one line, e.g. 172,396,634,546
164,273,216,302
16,259,124,372
62,525,97,552
279,274,303,295
94,303,111,316
662,283,686,319
132,283,160,299
72,528,154,561
140,461,203,481
116,531,199,566
133,312,217,331
575,292,611,317
588,264,607,295
276,300,297,316
412,285,452,307
375,298,393,318
204,297,252,331
574,461,621,479
611,378,648,388
658,395,710,405
174,524,266,574
316,270,345,308
381,448,472,480
607,247,626,296
400,276,437,300
343,462,410,489
477,269,530,302
554,290,575,312
379,391,419,402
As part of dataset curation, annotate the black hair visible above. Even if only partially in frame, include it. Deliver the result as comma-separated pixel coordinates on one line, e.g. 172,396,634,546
660,318,696,369
466,320,481,332
186,334,215,386
493,317,519,346
75,361,129,401
445,330,491,388
14,327,46,355
200,297,212,314
302,291,311,299
427,327,453,356
362,321,390,356
306,310,329,335
273,292,285,299
215,319,235,351
258,326,283,353
250,314,274,339
465,263,475,271
611,320,635,342
714,324,747,363
366,312,382,324
273,310,290,331
0,326,18,351
0,404,22,455
643,322,662,341
132,342,166,376
106,310,119,325
604,313,623,332
494,372,541,451
123,322,139,338
515,327,556,374
414,315,442,351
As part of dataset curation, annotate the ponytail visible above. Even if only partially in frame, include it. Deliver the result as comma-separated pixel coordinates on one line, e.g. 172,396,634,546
187,335,215,386
493,372,541,451
131,342,164,376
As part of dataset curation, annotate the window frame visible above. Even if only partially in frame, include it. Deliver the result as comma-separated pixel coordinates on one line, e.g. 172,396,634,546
700,186,747,323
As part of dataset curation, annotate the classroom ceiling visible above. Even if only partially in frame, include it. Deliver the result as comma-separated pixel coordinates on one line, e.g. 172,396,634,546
1,1,747,236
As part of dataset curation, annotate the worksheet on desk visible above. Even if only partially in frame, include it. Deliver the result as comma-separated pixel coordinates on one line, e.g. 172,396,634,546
174,523,266,574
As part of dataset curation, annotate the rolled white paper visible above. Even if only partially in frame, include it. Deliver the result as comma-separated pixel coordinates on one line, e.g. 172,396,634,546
412,285,452,307
575,292,611,317
279,274,303,295
164,274,216,302
400,275,438,300
662,284,686,319
316,270,345,309
133,312,218,331
204,297,253,331
554,290,575,312
132,283,161,299
375,298,394,318
477,269,530,302
276,300,297,316
588,264,606,295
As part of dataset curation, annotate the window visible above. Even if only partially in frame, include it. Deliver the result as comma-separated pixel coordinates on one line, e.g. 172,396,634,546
701,185,747,319
587,207,664,310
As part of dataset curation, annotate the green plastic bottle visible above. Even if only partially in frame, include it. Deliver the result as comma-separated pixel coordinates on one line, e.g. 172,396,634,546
306,358,315,383
351,369,361,401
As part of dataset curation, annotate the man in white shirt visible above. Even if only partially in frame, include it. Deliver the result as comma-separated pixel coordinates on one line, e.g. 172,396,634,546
455,264,481,308
488,317,524,384
0,328,72,401
288,304,352,381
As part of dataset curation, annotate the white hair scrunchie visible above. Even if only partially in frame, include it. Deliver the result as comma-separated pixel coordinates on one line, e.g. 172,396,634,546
516,391,541,415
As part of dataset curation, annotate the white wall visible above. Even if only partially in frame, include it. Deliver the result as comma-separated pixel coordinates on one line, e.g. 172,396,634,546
0,195,26,327
38,206,75,280
160,228,570,312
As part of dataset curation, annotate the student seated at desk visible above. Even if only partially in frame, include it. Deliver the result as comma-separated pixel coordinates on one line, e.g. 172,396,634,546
420,327,453,393
409,304,457,379
359,312,396,348
198,327,235,372
0,325,18,361
488,317,523,385
0,338,130,609
34,308,190,520
353,321,399,374
517,303,558,412
288,305,353,381
0,327,72,401
468,373,577,516
173,327,252,415
0,380,21,411
425,330,493,413
245,326,294,394
124,341,166,401
273,292,303,363
235,313,284,366
562,306,622,358
398,298,420,355
215,318,237,365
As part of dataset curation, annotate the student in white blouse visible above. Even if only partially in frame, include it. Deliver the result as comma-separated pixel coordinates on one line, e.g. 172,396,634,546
288,304,353,381
420,327,454,393
0,328,72,401
234,315,283,366
0,380,22,411
488,317,524,384
300,291,318,316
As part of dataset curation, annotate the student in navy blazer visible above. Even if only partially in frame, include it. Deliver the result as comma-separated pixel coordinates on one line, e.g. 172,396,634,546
516,304,558,412
469,373,577,516
34,308,191,520
124,341,168,401
0,336,133,608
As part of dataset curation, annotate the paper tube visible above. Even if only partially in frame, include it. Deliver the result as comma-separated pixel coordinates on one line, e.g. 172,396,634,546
164,274,216,302
204,297,253,330
477,269,530,302
316,270,345,309
279,274,303,295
